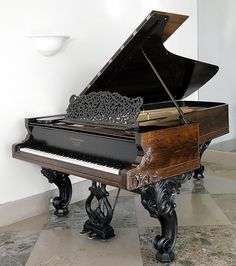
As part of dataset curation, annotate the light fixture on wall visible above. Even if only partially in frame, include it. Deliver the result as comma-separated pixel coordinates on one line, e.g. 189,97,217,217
28,34,70,56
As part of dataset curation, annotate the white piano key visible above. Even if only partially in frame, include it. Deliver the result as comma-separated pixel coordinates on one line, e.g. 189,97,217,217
19,148,120,175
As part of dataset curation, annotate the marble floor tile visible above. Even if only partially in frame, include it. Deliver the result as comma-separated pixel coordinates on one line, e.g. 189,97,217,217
178,178,208,194
135,193,231,227
212,194,236,224
0,213,48,233
26,228,143,266
139,225,236,266
176,194,231,226
204,161,236,178
112,196,137,228
0,231,39,266
44,200,88,231
45,196,137,231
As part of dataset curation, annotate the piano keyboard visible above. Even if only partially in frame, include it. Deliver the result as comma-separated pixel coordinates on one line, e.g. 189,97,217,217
20,147,120,175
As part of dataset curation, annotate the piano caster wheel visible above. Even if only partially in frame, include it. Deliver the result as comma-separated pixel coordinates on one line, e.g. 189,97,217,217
80,229,89,235
156,251,175,263
193,164,205,181
51,197,69,217
54,207,69,217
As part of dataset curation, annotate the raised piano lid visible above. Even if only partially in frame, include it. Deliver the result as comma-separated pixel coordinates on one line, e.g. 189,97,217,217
81,10,219,105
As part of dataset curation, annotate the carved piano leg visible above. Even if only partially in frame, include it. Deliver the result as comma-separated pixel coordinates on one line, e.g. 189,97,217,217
41,168,72,217
140,173,192,263
81,181,115,239
193,141,211,180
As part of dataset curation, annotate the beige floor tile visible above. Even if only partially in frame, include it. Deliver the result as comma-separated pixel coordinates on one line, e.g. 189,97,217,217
0,212,48,232
212,194,236,224
26,228,143,266
135,194,231,227
204,174,236,194
204,161,236,178
176,194,231,226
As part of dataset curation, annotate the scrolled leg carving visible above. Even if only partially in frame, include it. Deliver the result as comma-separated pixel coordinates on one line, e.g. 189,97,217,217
141,172,192,263
41,168,72,217
81,181,115,239
193,141,211,180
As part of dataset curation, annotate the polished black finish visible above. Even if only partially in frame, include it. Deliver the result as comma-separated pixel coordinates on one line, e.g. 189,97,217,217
65,91,143,128
41,168,72,217
140,172,192,263
25,120,138,164
81,182,115,239
193,141,211,180
83,11,218,104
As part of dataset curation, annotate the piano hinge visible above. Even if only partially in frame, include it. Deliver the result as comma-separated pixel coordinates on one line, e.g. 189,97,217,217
141,49,188,125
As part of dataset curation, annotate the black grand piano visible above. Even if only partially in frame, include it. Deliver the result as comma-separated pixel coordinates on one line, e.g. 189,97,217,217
13,11,228,263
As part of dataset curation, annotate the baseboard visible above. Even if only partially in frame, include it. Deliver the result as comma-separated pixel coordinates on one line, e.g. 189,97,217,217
0,179,93,228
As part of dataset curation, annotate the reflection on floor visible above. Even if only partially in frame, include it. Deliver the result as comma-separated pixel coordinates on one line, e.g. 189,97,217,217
1,161,236,266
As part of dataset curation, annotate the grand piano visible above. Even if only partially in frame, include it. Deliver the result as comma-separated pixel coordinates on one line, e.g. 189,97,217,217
13,11,228,263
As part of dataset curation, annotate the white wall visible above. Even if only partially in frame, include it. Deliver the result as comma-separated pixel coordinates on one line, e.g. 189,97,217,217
198,0,236,144
0,0,197,204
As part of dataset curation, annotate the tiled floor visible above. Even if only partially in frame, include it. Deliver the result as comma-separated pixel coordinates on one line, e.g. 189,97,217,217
1,161,236,266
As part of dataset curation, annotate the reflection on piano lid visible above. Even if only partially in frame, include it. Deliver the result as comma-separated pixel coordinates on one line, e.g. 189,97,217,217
81,11,218,104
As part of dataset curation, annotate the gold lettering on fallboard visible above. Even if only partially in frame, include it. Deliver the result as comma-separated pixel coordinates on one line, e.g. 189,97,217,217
70,137,84,147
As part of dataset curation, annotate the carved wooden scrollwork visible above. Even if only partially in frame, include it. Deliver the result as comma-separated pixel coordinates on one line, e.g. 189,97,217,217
140,172,192,263
65,91,143,128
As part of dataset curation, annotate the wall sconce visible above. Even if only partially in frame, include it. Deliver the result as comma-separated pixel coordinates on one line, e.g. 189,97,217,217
28,34,70,56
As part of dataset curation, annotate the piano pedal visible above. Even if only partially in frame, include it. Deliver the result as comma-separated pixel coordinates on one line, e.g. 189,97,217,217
88,232,96,239
80,229,89,235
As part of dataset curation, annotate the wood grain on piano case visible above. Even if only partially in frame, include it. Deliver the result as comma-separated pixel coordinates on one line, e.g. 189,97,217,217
127,124,199,190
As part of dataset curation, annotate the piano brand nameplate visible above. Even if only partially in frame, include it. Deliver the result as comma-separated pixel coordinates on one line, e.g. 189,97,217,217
70,137,84,147
30,126,138,163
